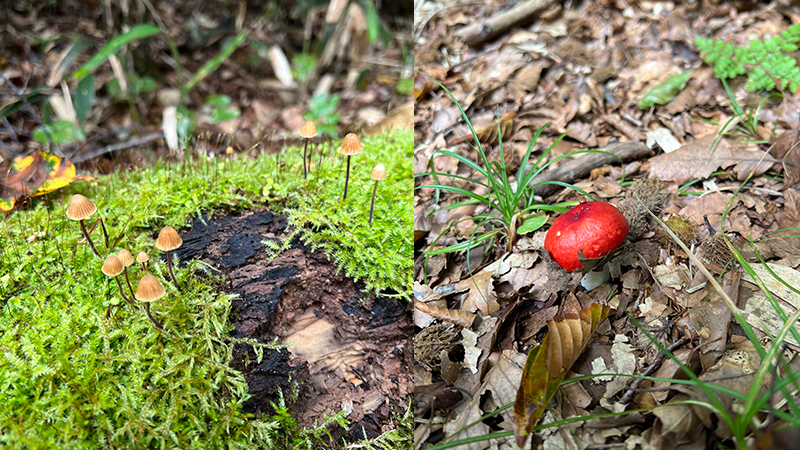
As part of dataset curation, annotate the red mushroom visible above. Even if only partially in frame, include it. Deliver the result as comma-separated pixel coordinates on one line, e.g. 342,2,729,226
544,201,629,272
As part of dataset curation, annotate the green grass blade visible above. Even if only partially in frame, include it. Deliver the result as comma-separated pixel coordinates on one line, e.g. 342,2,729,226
181,30,249,97
417,184,494,208
515,124,548,184
415,171,490,190
426,149,490,180
528,180,595,199
72,24,161,81
425,230,499,256
74,75,95,127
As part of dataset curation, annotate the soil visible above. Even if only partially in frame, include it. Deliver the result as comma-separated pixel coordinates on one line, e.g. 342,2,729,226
171,209,412,443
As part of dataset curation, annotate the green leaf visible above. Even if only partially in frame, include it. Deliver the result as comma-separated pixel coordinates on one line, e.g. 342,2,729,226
182,30,248,97
0,87,47,120
74,75,95,127
396,77,413,95
206,94,241,123
291,53,316,82
72,24,160,81
176,105,196,144
136,75,157,94
363,0,381,44
33,120,84,145
517,214,547,235
638,71,693,109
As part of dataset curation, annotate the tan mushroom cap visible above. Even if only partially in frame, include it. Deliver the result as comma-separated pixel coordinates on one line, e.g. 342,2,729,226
117,249,134,267
136,251,149,263
300,120,318,138
156,226,182,252
135,274,165,302
370,164,386,181
102,255,124,277
338,133,363,156
66,194,97,221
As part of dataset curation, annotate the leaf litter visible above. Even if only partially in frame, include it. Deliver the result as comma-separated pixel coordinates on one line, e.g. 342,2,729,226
414,1,800,448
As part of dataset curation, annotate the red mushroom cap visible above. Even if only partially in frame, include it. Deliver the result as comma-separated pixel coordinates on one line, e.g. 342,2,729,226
544,201,629,272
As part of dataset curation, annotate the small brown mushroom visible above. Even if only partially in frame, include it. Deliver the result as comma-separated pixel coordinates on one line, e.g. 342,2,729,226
136,251,149,271
66,194,101,257
300,120,317,180
116,249,136,297
134,274,165,330
156,226,183,292
102,255,137,308
368,164,386,226
338,133,363,201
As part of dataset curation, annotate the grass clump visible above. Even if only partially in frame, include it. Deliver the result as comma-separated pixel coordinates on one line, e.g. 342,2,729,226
0,127,412,448
696,23,800,93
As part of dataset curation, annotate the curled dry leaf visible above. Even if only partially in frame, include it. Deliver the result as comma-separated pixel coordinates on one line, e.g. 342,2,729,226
0,150,97,211
415,301,477,329
513,303,612,448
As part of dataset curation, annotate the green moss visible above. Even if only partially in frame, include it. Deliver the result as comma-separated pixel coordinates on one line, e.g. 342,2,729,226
267,128,413,297
0,128,412,449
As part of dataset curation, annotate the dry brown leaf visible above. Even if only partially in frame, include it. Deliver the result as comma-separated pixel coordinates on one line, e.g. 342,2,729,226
460,269,500,315
768,127,799,187
445,350,528,450
514,304,612,448
649,135,775,185
678,192,736,230
415,301,477,328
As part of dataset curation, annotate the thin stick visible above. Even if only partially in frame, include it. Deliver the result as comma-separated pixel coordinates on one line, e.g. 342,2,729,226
619,335,692,404
71,133,164,162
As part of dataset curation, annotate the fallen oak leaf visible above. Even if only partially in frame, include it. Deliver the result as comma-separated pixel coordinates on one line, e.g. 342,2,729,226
513,303,612,448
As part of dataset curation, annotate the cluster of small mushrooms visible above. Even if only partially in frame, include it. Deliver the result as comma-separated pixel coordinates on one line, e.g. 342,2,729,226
300,121,387,225
62,126,385,327
66,194,184,330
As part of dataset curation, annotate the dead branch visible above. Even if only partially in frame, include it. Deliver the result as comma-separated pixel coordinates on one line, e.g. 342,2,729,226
529,141,652,198
455,0,555,46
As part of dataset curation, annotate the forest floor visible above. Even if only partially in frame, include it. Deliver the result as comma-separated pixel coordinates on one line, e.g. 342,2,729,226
413,1,800,449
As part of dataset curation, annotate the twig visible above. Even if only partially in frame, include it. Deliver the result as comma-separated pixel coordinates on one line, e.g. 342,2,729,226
619,335,692,404
527,141,652,198
71,133,164,163
455,0,555,46
0,72,59,155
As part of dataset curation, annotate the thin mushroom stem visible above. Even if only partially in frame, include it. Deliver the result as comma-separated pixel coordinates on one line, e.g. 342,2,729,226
303,138,309,180
123,267,135,298
166,251,181,292
99,217,109,249
78,219,102,257
369,180,379,225
145,303,163,330
342,155,352,201
114,276,138,309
